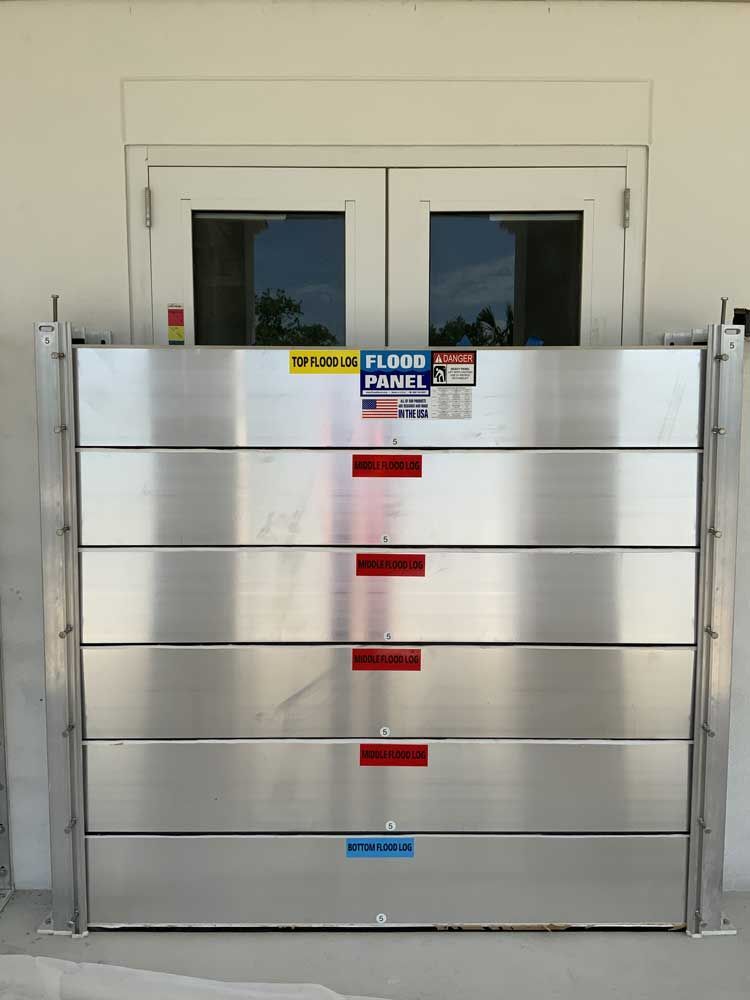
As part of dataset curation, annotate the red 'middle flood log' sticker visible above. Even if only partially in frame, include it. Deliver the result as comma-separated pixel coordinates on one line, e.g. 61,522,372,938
352,648,422,671
356,554,426,577
359,744,429,767
352,454,423,478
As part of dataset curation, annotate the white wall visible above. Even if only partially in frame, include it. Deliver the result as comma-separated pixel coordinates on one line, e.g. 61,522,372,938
0,0,749,889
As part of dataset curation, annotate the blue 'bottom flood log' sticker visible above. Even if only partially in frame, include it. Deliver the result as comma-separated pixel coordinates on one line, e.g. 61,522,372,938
346,837,415,858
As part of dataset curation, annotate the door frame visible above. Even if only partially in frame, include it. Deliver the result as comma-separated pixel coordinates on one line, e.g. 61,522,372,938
126,146,647,347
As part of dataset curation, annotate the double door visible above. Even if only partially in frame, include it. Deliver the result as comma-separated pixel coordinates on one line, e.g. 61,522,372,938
147,165,630,348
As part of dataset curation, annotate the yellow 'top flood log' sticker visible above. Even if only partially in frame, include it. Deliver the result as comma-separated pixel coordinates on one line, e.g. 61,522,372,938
289,349,359,374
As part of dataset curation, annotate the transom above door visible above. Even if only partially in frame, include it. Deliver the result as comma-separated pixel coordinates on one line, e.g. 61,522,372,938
146,165,632,348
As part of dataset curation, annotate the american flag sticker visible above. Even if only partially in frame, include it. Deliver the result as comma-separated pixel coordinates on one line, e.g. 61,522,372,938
362,398,400,419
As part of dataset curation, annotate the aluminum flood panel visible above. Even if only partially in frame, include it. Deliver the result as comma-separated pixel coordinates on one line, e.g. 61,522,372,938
86,834,689,927
74,347,704,448
82,645,695,740
68,343,709,931
77,449,700,548
84,740,691,834
79,548,697,645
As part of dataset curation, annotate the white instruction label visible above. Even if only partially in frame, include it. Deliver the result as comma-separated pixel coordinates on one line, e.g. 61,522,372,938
428,387,473,419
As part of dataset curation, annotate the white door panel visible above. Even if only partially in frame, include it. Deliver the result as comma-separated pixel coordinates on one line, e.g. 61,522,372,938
148,167,386,347
388,167,627,347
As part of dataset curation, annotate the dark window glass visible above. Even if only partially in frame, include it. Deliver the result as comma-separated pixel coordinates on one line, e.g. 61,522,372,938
429,213,583,347
192,212,345,346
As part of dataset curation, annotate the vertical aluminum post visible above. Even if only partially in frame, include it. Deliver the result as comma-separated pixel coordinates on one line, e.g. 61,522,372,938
687,324,745,936
0,602,13,911
34,323,87,935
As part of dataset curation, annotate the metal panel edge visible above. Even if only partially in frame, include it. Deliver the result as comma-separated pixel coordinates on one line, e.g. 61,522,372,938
34,323,87,934
687,326,745,936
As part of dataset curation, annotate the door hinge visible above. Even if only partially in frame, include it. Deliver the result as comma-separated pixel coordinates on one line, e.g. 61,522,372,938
144,186,152,229
623,188,631,229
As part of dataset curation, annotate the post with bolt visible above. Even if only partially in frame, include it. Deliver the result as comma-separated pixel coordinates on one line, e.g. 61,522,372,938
686,325,745,936
34,323,87,934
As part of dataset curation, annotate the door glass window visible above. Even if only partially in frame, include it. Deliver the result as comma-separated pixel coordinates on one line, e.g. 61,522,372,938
429,213,583,347
192,212,345,346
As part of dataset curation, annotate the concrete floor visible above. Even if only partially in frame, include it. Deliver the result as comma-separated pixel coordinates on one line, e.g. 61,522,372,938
1,891,749,1000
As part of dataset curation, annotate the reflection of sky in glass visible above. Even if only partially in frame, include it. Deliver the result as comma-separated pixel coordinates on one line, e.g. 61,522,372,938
255,215,345,342
430,215,516,329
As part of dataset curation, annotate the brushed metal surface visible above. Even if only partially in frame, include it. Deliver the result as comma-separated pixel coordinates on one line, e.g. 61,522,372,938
77,449,700,547
70,344,710,931
74,347,704,448
84,740,691,833
86,834,689,926
79,548,697,644
82,645,695,740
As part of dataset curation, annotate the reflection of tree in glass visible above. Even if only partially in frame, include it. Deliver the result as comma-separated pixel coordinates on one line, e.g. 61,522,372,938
430,305,514,347
254,288,338,346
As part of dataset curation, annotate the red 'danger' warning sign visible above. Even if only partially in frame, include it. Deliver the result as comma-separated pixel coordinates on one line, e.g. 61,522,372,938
359,743,429,767
431,349,476,386
352,648,422,671
352,454,423,478
356,554,426,577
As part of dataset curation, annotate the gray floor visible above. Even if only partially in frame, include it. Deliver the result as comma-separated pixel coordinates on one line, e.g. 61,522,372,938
1,891,749,1000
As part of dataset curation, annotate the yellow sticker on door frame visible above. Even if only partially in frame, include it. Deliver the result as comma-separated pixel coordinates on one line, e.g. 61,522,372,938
289,349,359,374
